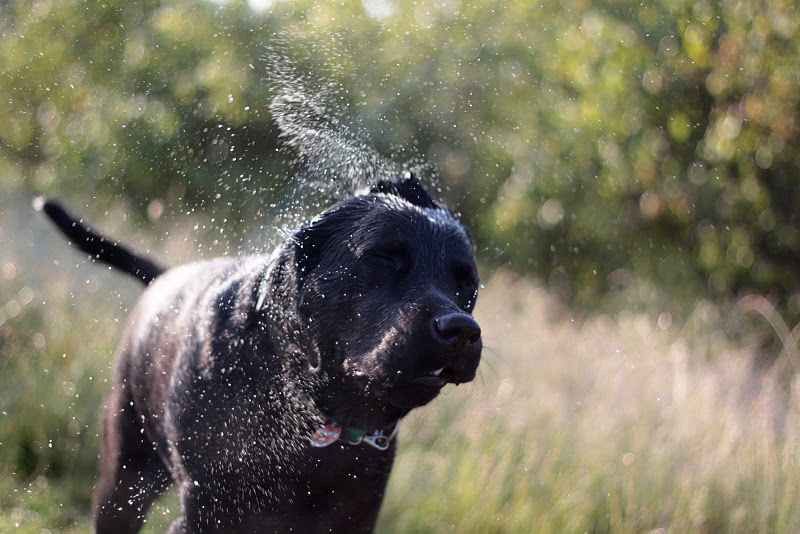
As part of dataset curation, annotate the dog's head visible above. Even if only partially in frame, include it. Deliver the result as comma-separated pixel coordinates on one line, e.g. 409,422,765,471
290,174,482,427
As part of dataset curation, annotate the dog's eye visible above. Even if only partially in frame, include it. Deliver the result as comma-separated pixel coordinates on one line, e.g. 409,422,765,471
453,262,478,287
363,247,410,274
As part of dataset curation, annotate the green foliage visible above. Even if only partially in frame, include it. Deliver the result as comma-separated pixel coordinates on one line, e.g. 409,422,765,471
0,0,287,213
479,0,800,318
1,0,799,313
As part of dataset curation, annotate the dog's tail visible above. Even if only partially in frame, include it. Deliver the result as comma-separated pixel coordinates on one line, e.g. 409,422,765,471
34,197,167,285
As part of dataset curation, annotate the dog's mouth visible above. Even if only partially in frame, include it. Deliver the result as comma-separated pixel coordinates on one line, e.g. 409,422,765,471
378,366,453,411
409,366,455,388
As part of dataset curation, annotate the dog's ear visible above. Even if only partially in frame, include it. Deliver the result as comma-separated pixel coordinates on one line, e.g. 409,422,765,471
293,203,363,282
294,219,329,281
370,171,440,209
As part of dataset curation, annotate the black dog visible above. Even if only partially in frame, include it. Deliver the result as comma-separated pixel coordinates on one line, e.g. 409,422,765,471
40,174,482,533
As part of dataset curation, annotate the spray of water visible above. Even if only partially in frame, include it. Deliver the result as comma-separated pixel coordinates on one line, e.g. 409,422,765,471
235,48,444,256
264,51,400,204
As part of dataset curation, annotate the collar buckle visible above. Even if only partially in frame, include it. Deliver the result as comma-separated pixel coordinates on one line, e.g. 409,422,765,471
362,420,400,451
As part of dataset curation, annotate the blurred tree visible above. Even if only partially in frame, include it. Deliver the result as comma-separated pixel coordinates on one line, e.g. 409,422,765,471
476,0,800,320
1,0,798,320
0,0,289,212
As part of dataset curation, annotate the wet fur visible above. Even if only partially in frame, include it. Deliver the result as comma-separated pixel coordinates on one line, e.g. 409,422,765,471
40,176,482,533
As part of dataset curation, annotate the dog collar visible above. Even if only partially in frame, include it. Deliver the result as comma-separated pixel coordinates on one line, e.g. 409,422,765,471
310,420,399,451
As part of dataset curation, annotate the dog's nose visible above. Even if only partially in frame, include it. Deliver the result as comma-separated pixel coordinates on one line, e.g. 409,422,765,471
433,312,481,347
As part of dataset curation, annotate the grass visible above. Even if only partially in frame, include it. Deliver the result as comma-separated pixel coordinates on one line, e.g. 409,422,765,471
380,275,800,533
3,189,800,532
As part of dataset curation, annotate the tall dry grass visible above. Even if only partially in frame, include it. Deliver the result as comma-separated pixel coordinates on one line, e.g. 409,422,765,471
2,190,799,532
380,273,800,533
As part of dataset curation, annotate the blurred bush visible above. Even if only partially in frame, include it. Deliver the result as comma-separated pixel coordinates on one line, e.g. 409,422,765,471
1,0,798,319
